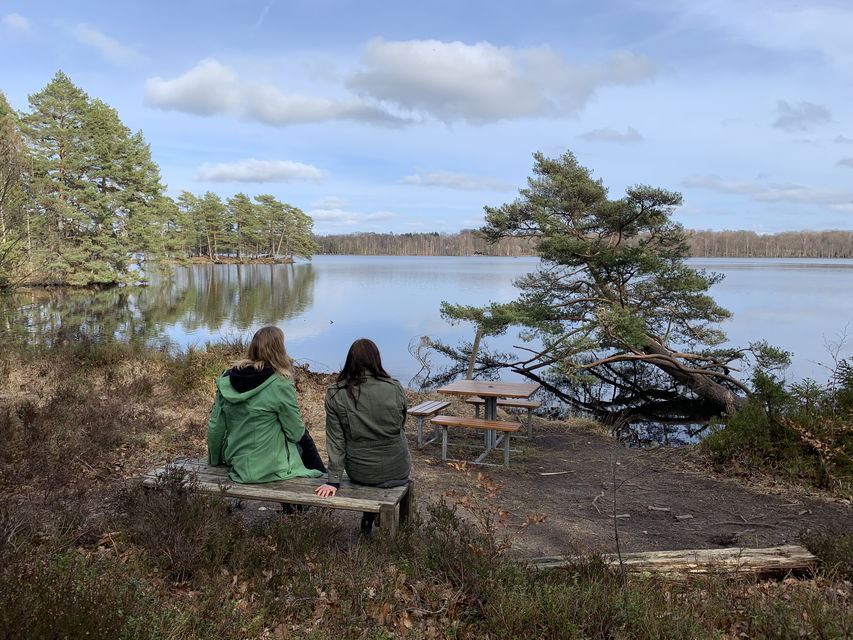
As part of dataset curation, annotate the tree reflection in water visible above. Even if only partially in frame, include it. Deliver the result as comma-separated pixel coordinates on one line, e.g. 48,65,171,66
0,263,317,349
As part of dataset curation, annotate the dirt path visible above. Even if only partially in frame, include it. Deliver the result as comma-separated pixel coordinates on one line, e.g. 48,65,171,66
403,417,852,558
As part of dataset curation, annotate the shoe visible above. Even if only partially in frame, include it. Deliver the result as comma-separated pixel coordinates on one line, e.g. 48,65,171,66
281,503,310,515
360,513,375,537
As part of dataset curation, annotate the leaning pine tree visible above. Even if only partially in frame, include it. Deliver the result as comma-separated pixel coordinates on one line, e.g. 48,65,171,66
437,151,771,423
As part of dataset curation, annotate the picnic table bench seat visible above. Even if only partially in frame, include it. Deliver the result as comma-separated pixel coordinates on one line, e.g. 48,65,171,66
140,457,413,534
408,400,451,449
465,396,541,439
430,414,523,468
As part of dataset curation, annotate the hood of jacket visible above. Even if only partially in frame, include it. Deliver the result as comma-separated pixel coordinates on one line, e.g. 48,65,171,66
215,367,279,403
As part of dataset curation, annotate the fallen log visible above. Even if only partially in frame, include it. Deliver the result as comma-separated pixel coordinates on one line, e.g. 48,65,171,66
528,544,818,578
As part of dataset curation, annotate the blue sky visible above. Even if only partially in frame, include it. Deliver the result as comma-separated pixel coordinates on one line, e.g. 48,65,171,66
2,0,852,235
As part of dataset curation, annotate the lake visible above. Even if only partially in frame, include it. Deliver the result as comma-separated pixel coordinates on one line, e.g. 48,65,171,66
5,256,853,390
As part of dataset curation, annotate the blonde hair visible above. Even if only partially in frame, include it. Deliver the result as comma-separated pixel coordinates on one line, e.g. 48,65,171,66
231,326,293,378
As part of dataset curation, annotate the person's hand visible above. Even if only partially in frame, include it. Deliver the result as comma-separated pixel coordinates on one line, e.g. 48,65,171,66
315,483,338,497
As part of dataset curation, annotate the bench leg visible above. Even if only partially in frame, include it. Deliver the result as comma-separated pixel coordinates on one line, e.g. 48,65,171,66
416,417,425,449
378,504,396,535
399,481,414,526
504,433,511,468
441,426,449,462
474,404,480,419
527,408,533,440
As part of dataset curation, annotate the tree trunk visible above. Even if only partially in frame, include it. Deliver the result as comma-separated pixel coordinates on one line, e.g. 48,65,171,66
466,326,483,379
642,340,748,413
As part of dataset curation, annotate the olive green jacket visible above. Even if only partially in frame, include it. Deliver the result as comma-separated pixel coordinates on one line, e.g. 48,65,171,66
207,374,324,483
324,376,410,486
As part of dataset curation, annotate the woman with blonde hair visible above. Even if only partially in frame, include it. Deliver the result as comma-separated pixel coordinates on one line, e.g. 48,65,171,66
207,325,325,485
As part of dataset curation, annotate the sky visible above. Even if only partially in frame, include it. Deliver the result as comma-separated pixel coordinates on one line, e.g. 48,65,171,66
1,0,852,236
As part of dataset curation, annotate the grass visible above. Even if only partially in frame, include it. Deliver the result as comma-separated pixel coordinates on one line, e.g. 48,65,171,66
2,484,851,639
0,337,850,639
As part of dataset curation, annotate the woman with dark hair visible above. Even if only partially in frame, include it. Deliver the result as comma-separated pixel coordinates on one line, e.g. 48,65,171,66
315,338,410,534
207,326,326,485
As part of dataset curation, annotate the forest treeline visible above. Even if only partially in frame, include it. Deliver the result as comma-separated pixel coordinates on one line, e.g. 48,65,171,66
316,230,539,256
687,229,853,258
0,73,315,288
316,229,853,258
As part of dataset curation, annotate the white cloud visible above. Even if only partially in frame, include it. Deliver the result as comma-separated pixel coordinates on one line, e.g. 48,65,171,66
308,200,399,231
684,174,853,207
461,215,486,228
579,126,643,143
838,157,853,169
72,24,146,66
311,196,351,210
835,135,853,144
401,170,514,191
772,100,831,132
655,1,853,72
145,58,408,127
252,0,276,33
2,12,30,33
196,158,326,182
346,38,658,123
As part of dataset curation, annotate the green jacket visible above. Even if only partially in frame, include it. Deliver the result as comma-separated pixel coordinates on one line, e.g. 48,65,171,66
207,374,324,483
324,376,410,486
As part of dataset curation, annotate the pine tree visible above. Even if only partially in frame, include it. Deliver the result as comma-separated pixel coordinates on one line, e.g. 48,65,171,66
20,72,169,285
227,193,261,260
440,151,752,420
0,92,29,288
198,192,226,260
255,194,317,260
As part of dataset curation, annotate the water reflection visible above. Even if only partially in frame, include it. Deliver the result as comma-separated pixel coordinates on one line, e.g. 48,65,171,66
2,256,852,448
1,263,317,348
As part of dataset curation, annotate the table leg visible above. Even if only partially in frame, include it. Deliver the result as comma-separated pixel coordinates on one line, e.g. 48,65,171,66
416,417,425,448
484,397,497,450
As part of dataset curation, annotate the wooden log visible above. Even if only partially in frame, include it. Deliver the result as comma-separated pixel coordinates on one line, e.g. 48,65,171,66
528,545,818,577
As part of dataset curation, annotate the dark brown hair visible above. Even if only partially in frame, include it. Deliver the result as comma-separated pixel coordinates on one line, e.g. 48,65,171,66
337,338,390,401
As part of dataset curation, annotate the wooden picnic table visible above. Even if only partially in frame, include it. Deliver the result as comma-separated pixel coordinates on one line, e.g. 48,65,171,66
436,380,541,456
436,380,541,420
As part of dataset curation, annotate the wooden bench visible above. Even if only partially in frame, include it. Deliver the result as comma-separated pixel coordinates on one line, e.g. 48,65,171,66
408,400,451,449
140,457,414,534
466,397,541,439
430,415,523,468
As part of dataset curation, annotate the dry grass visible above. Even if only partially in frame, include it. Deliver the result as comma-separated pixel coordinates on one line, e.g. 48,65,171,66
0,338,850,639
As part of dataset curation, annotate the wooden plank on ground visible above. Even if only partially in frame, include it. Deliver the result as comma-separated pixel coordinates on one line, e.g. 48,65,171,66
528,545,818,576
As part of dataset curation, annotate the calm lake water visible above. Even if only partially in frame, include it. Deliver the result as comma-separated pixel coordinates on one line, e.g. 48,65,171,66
5,256,853,390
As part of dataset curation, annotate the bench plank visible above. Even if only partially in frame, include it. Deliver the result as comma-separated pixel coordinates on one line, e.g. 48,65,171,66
465,397,541,409
408,400,451,416
140,457,412,532
430,415,522,432
408,400,451,448
429,415,522,468
465,397,540,439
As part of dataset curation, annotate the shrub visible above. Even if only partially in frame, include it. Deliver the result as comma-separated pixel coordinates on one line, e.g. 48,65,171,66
162,340,243,396
0,546,148,640
702,369,853,493
116,465,243,580
0,381,162,492
803,524,853,580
